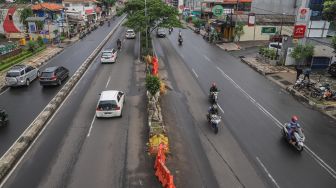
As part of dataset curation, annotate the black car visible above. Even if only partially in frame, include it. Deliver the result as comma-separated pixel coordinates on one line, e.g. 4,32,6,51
328,62,336,77
39,66,69,87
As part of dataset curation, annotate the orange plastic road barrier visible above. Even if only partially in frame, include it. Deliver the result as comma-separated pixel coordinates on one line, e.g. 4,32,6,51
152,56,159,76
154,144,166,169
155,160,176,188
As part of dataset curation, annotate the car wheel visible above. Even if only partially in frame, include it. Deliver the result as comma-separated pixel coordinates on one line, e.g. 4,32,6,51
26,79,30,86
58,79,62,86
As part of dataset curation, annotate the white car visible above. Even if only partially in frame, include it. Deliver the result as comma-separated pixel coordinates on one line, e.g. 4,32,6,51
5,65,39,87
125,29,136,39
96,90,125,118
100,49,117,63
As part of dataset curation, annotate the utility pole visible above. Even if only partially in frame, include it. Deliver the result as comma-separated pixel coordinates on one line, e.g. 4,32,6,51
276,13,285,59
145,0,148,50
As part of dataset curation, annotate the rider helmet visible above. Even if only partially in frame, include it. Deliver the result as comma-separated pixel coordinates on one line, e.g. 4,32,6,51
212,82,216,87
291,115,298,123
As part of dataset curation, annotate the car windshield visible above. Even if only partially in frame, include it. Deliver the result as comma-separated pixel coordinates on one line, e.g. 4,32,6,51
6,71,21,77
102,52,112,57
41,72,54,77
127,30,134,33
158,29,165,33
98,100,118,110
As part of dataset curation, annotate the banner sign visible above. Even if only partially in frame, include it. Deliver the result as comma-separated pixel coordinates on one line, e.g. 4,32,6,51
293,25,306,38
28,22,36,33
248,13,255,26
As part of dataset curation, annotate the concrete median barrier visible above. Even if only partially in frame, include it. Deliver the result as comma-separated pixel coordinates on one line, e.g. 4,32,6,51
0,15,127,183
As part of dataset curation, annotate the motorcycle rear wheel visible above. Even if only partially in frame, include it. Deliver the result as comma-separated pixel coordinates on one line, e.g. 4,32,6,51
214,126,218,134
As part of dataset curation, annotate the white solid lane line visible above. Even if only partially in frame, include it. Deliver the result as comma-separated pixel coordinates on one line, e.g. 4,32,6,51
87,116,96,137
192,68,198,78
216,66,336,180
256,157,280,188
105,76,111,88
217,104,224,114
204,55,211,62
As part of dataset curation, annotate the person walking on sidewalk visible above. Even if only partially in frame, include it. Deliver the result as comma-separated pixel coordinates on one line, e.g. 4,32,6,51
303,67,311,81
295,65,303,80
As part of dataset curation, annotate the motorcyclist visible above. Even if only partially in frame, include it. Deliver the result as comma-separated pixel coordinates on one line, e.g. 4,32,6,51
108,20,111,27
209,82,219,93
208,104,219,115
117,38,121,49
287,115,301,144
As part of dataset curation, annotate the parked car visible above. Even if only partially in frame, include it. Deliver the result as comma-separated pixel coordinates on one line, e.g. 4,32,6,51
125,29,136,39
268,42,282,50
39,66,69,87
5,65,39,87
101,49,117,63
328,62,336,77
96,90,125,118
156,28,166,38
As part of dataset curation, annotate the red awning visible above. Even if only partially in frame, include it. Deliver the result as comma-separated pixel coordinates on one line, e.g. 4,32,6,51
85,9,94,14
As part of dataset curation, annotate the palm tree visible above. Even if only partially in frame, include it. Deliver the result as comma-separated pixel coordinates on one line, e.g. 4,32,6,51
19,8,33,30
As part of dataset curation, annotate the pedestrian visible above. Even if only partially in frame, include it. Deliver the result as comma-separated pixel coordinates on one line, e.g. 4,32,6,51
295,64,303,80
303,67,311,80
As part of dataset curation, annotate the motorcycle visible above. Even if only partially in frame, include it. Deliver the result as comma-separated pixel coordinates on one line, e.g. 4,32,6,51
310,83,330,100
209,91,218,104
0,109,8,127
169,28,173,34
108,21,111,27
117,43,121,50
282,123,305,152
293,78,315,91
206,113,221,134
178,37,183,45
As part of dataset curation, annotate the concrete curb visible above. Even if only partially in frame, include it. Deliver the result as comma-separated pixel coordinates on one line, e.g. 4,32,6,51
240,58,336,120
0,15,126,183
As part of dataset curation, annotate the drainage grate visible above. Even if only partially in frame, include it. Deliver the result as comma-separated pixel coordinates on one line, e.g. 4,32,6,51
280,80,292,86
271,75,282,80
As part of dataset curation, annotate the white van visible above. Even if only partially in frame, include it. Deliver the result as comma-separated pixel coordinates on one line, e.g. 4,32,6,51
96,90,125,118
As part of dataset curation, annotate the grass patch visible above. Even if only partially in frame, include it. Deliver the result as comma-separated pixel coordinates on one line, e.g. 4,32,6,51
0,46,46,72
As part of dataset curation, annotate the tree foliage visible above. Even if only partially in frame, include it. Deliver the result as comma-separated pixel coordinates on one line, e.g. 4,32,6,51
103,0,116,6
323,0,336,22
123,0,181,32
234,22,245,42
291,44,314,64
146,75,161,95
19,8,33,28
332,35,336,53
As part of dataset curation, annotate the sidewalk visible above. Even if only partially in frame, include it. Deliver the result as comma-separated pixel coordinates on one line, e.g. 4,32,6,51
241,56,336,119
0,46,63,91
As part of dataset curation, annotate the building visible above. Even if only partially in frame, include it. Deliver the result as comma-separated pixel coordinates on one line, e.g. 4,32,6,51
0,4,30,38
62,0,102,24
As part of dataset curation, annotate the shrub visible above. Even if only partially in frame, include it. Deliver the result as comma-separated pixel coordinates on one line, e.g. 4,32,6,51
37,36,44,47
27,40,38,52
146,75,161,95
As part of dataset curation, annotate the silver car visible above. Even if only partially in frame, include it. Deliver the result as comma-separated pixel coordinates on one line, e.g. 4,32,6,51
5,65,39,87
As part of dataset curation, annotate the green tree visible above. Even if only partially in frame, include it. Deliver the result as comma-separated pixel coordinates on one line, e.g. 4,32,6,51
332,35,336,53
323,0,336,22
19,8,33,29
103,0,116,6
234,22,245,42
123,0,181,33
146,75,161,95
291,44,314,65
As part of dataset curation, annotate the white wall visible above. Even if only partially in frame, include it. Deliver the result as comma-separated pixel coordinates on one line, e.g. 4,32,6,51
251,0,296,15
307,20,330,38
240,25,293,41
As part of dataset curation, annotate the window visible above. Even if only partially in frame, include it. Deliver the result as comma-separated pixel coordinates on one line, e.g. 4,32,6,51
8,15,12,21
20,70,24,75
84,3,90,7
64,3,70,7
98,100,118,110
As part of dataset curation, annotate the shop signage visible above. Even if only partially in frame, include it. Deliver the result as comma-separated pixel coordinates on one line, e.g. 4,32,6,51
248,13,255,26
212,5,224,17
261,27,276,34
296,8,310,23
293,25,306,38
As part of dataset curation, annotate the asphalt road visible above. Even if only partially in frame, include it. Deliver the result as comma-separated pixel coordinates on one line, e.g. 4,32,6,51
2,24,160,188
0,16,124,157
153,29,336,188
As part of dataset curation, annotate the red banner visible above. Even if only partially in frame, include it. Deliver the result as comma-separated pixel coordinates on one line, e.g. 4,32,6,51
293,25,306,39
